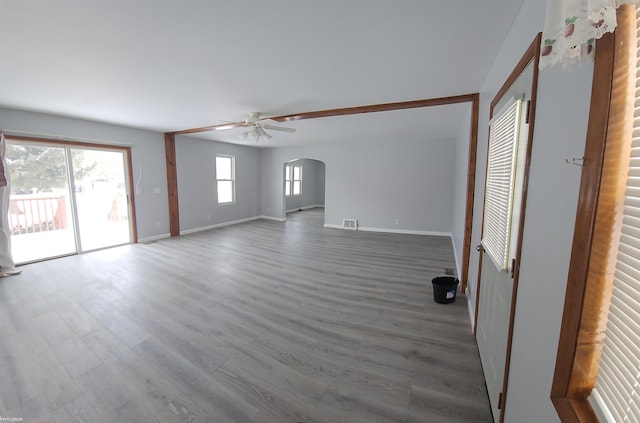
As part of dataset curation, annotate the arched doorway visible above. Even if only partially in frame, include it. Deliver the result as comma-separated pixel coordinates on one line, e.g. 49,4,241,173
282,158,325,222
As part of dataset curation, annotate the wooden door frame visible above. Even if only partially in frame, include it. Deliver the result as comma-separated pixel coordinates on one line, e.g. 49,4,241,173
473,33,541,423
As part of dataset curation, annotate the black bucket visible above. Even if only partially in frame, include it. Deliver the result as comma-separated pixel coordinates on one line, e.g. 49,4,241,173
432,276,459,304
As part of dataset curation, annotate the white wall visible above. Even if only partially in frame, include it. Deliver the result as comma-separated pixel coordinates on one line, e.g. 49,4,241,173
261,137,456,234
0,108,170,241
175,135,261,233
285,158,325,212
469,0,594,421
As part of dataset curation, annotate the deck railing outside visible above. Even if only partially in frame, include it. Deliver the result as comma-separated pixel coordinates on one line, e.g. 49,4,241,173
9,194,67,235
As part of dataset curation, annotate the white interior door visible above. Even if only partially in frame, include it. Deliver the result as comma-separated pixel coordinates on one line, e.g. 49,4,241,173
477,252,514,417
476,60,534,420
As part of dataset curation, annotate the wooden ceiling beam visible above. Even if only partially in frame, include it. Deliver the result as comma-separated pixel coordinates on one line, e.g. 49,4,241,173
167,93,477,136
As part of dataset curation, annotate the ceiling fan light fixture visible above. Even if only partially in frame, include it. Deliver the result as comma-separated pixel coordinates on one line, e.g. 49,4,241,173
226,112,296,142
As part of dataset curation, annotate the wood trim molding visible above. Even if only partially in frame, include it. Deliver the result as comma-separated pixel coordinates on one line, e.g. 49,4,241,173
7,134,132,150
550,34,615,413
498,32,542,423
490,34,540,115
124,147,138,243
168,94,478,135
164,133,180,237
474,34,541,332
551,5,635,421
472,32,542,422
461,94,479,294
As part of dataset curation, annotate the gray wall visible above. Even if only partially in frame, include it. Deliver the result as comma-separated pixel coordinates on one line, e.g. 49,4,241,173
467,0,594,420
175,135,261,233
285,158,325,212
316,161,326,205
261,137,456,234
0,107,170,241
450,108,473,276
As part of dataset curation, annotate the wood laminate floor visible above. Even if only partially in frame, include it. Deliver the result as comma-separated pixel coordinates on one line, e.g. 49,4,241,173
0,208,492,423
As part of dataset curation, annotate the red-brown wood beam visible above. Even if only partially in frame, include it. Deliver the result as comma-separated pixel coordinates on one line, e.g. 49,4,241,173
164,133,180,237
168,94,479,136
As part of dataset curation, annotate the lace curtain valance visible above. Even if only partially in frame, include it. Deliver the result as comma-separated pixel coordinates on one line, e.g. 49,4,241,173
540,0,640,69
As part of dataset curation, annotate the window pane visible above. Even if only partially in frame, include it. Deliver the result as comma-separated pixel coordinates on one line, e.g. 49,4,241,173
285,165,290,180
285,181,291,196
293,180,301,195
217,181,233,203
293,166,301,180
482,99,522,271
216,156,232,180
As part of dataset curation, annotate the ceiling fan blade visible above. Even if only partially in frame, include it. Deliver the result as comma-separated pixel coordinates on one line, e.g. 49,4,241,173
262,124,296,133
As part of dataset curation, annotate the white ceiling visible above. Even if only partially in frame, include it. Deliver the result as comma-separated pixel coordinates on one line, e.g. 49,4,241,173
0,1,524,147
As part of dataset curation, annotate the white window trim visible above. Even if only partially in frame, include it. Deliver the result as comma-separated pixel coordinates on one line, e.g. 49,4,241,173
285,164,302,197
216,155,235,205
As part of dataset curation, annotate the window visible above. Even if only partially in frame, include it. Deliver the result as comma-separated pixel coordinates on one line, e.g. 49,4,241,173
285,164,302,196
216,155,234,204
482,99,524,271
589,6,640,421
551,5,640,422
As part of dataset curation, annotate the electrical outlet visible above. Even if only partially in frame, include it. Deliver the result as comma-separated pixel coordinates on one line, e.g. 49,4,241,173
444,268,455,276
395,218,400,225
155,221,160,228
207,215,211,221
153,187,161,194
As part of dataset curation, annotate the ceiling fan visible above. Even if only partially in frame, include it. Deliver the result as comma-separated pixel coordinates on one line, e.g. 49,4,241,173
215,112,296,141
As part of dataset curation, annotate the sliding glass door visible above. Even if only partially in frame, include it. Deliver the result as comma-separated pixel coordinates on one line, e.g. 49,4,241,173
6,140,134,264
71,148,130,251
7,144,76,262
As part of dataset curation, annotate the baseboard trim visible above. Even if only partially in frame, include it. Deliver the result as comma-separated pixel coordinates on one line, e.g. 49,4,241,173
323,224,451,237
138,233,171,243
451,235,462,279
286,204,325,213
259,215,286,222
180,216,258,235
358,226,452,237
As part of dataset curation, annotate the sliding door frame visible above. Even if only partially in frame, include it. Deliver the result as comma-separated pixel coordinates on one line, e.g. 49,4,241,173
5,135,138,252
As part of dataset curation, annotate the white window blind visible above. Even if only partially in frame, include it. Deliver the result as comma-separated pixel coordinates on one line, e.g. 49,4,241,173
482,99,523,271
590,7,640,421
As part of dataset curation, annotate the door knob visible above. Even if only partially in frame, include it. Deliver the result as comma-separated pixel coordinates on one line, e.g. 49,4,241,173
476,244,485,252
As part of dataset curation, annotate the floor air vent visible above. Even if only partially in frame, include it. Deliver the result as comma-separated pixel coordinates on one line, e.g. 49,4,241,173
343,219,358,230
